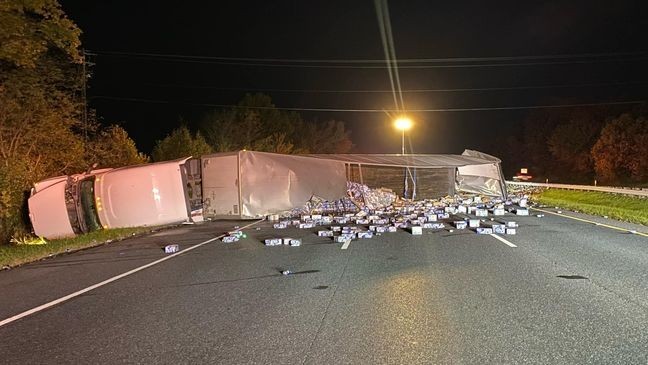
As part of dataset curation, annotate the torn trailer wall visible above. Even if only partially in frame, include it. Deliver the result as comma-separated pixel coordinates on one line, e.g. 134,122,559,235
456,150,507,199
308,150,507,199
201,151,347,219
347,165,455,199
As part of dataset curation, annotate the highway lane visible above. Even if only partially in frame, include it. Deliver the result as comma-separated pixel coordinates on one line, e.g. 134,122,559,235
0,220,258,321
0,211,647,364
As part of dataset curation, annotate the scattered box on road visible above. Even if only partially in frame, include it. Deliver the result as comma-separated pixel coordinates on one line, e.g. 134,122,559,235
164,244,179,253
492,224,506,234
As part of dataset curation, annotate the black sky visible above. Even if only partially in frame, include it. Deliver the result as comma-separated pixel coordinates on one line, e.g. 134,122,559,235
60,0,648,154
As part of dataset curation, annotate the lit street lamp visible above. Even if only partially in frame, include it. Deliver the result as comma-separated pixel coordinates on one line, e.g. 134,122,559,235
394,117,412,155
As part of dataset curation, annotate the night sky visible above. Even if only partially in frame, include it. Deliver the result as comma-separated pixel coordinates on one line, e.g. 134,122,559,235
61,0,648,155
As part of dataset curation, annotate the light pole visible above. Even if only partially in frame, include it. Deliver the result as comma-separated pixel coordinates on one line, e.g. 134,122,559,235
394,117,412,198
394,117,412,155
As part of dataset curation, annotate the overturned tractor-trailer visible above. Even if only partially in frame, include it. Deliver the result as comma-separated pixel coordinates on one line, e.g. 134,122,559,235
28,150,506,238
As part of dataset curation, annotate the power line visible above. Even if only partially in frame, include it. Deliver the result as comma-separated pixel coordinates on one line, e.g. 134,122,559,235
136,80,648,93
84,54,648,69
91,95,645,112
86,50,648,64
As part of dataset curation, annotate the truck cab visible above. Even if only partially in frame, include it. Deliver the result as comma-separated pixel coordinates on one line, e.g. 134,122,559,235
28,158,198,239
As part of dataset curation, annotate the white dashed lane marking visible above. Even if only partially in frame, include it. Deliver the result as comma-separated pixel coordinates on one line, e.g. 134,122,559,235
489,234,518,247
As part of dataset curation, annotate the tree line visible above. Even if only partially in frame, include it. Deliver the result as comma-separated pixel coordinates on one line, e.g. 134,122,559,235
150,93,353,161
492,105,648,185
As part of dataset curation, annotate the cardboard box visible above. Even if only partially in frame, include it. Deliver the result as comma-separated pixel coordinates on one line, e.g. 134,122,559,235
358,231,373,239
289,239,302,246
264,238,282,246
426,214,438,222
476,227,493,234
492,208,505,216
164,244,179,253
334,236,350,243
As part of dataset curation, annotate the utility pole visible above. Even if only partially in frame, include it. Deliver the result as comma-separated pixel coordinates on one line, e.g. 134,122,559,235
82,49,88,140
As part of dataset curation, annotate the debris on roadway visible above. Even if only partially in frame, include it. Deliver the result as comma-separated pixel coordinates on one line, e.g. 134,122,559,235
164,244,180,253
260,182,535,247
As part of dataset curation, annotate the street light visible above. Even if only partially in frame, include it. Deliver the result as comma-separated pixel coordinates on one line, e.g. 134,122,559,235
394,116,413,199
394,116,412,155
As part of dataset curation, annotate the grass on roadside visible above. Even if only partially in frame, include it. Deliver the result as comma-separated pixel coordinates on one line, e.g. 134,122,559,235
532,189,648,226
0,226,156,269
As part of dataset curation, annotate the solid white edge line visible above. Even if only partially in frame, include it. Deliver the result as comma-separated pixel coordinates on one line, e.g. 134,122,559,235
489,234,517,248
531,207,648,238
0,219,263,328
341,240,351,250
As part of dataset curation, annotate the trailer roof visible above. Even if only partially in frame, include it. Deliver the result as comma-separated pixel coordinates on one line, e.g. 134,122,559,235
201,150,501,169
304,150,499,169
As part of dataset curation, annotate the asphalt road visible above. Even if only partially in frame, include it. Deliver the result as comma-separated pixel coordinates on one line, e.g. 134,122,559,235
1,209,647,364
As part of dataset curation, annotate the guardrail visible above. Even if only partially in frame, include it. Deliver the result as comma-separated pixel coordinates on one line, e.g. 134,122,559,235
505,181,648,197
